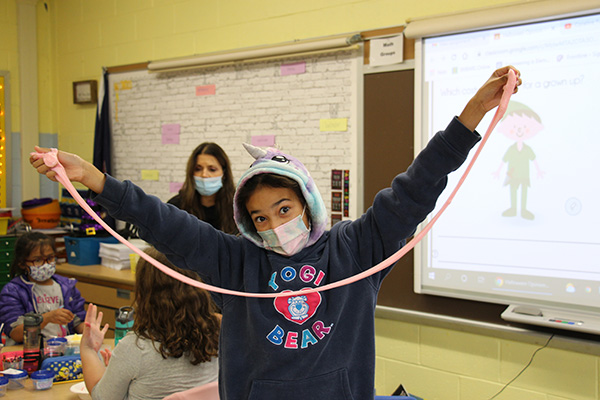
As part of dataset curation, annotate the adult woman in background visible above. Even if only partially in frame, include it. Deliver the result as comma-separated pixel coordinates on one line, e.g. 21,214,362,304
168,142,238,234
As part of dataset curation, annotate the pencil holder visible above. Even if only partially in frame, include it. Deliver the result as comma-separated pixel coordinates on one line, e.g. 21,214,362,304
1,351,23,370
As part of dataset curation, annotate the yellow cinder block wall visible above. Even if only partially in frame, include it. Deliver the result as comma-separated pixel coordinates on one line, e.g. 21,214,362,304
27,0,517,166
375,318,599,399
3,1,599,399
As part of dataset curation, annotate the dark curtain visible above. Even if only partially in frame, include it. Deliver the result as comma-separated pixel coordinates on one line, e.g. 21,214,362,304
93,68,112,175
91,68,116,230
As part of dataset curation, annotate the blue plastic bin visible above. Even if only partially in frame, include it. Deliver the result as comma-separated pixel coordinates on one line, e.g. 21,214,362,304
64,236,118,265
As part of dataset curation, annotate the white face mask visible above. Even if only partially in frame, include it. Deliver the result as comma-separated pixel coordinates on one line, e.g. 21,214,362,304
194,176,223,196
28,262,56,282
258,207,311,256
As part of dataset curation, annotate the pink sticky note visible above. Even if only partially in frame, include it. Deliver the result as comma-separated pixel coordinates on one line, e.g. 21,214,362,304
251,135,276,147
170,182,183,193
162,124,180,144
281,62,306,76
196,84,216,96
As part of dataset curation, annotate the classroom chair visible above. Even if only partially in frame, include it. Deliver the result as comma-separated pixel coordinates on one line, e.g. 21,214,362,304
163,381,219,400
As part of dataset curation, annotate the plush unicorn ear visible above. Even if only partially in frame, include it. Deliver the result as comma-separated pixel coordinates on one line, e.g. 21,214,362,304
242,142,267,160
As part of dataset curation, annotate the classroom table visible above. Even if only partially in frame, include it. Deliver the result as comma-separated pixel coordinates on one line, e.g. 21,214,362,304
56,263,135,288
56,263,136,337
0,338,113,399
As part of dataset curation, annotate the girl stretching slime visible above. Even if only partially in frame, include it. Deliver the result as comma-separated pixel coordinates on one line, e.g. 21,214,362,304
32,66,520,400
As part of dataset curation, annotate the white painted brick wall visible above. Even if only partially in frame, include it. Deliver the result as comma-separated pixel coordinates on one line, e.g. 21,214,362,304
108,50,359,226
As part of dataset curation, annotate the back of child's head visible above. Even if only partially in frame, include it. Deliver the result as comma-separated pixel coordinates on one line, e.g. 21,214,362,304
10,232,55,278
133,247,220,365
233,143,328,248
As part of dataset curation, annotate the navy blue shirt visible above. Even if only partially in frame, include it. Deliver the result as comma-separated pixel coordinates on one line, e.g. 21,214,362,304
94,117,480,400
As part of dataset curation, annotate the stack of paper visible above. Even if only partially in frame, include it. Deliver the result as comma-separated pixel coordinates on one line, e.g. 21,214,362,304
99,239,150,270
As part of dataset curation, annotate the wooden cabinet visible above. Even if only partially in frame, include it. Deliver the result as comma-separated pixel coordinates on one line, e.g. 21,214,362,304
56,263,135,338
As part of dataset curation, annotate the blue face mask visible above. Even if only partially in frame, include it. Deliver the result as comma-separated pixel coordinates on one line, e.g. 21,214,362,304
194,176,223,196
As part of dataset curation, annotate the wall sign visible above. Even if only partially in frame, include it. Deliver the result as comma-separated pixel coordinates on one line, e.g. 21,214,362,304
73,80,98,104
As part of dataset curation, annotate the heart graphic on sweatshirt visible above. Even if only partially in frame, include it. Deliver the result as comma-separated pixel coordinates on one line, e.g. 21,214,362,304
273,289,322,325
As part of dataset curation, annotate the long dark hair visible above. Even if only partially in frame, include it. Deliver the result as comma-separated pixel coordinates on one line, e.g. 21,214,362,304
235,173,307,235
10,232,55,278
179,142,237,234
133,247,220,365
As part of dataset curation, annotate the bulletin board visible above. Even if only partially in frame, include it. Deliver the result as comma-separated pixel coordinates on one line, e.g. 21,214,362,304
106,49,360,223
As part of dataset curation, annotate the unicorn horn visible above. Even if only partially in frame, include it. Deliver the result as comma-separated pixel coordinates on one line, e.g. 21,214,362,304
242,142,267,160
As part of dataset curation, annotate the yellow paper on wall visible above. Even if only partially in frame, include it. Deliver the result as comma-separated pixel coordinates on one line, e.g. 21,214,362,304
319,118,347,132
141,170,159,181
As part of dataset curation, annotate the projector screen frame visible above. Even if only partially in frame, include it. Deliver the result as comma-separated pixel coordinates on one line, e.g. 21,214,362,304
413,9,600,335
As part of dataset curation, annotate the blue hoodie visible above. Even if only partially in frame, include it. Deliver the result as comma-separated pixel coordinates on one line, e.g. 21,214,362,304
93,117,480,400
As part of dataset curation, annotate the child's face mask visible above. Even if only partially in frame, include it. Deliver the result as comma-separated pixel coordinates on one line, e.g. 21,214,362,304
28,262,56,282
258,207,310,256
194,175,223,196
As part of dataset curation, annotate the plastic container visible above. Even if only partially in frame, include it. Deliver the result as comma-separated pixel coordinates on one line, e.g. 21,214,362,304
129,253,140,275
31,369,55,390
0,217,9,236
0,376,7,396
64,236,118,265
22,313,43,374
115,306,135,346
21,199,61,229
45,337,68,358
1,351,23,371
65,334,82,356
70,381,92,399
5,369,27,390
65,342,80,356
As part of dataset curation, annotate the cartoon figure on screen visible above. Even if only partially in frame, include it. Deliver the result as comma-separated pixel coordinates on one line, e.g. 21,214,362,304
493,101,545,220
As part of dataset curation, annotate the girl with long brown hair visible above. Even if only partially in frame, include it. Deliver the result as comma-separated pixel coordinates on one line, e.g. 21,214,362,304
79,247,220,399
168,142,238,234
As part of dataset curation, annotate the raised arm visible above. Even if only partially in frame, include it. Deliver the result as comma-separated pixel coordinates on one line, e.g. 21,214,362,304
30,146,107,194
80,304,109,394
458,65,521,132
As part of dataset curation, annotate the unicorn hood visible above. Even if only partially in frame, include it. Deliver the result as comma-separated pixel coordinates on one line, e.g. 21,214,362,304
234,143,328,249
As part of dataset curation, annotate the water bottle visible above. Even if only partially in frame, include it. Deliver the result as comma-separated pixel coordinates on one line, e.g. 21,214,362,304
114,306,134,346
23,313,43,374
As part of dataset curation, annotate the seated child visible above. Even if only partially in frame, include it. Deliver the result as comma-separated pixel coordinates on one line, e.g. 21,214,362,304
0,232,85,344
80,247,220,399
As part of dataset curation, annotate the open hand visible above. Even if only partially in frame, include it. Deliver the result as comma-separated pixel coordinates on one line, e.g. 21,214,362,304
80,304,109,353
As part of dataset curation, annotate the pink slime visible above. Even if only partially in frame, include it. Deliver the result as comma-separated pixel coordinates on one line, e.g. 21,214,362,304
32,70,516,299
